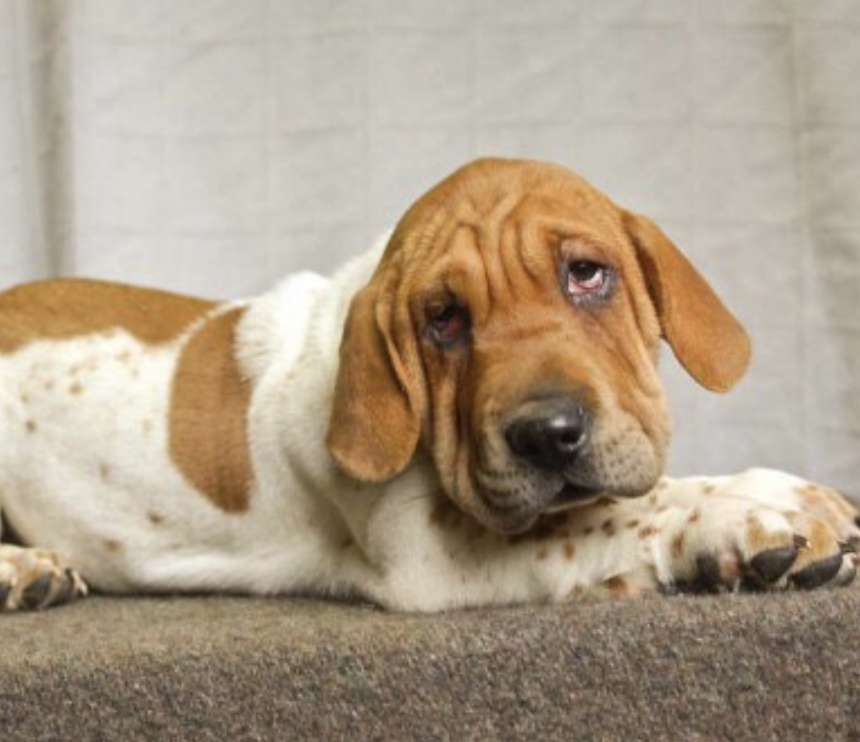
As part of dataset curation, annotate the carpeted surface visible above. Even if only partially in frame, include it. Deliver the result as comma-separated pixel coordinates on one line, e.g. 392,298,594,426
1,590,859,740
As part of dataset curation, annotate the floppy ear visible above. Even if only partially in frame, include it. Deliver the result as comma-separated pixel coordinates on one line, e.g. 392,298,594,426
326,284,422,482
624,211,751,393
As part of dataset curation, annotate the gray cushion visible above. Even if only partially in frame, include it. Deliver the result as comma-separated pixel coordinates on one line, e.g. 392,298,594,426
1,590,858,740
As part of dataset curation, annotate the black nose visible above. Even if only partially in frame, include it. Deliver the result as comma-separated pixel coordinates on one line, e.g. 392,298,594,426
505,400,589,471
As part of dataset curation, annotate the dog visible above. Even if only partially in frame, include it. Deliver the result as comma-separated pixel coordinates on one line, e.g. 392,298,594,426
0,157,857,612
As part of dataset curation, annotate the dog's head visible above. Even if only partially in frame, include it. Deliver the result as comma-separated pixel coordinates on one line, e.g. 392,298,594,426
326,159,750,534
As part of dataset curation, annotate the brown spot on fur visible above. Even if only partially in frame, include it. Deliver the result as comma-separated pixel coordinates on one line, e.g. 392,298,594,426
601,518,615,536
99,464,110,481
671,532,685,558
509,511,569,544
430,500,460,528
639,524,659,539
563,542,576,560
536,547,548,561
340,536,353,549
25,419,37,433
169,307,254,513
703,483,716,495
20,392,28,404
0,279,216,354
69,381,83,395
584,526,594,536
605,576,629,597
688,508,701,523
103,538,122,553
745,512,785,554
626,519,640,529
147,511,164,525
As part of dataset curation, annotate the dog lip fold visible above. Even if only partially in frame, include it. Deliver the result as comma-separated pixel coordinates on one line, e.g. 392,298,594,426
545,483,603,510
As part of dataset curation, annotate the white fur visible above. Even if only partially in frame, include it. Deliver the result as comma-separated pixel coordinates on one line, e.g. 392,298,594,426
0,234,857,611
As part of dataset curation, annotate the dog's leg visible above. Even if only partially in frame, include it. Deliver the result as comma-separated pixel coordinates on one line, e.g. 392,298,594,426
0,542,88,612
581,470,860,597
335,471,860,611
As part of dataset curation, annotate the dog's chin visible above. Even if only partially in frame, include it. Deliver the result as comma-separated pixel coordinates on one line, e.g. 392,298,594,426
470,484,600,535
475,507,540,536
473,480,655,535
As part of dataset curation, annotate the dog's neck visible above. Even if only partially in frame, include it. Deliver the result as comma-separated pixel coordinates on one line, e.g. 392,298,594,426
235,233,392,499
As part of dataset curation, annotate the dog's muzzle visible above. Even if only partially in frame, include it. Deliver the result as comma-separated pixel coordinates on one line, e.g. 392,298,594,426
502,395,600,511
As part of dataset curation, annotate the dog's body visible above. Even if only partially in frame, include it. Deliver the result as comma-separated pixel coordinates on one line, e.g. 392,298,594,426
0,159,857,611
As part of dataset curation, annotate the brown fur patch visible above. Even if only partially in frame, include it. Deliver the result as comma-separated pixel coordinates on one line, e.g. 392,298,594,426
601,518,615,536
604,575,628,597
687,508,701,523
536,547,548,561
508,512,570,544
147,511,164,525
626,519,640,529
99,464,110,481
563,542,576,560
639,524,659,539
25,419,37,433
168,307,254,513
703,483,716,495
103,538,122,553
69,382,83,395
671,532,685,558
745,512,785,554
0,279,216,354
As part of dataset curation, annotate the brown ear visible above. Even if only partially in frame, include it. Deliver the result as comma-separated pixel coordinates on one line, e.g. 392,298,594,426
624,211,751,393
326,284,422,482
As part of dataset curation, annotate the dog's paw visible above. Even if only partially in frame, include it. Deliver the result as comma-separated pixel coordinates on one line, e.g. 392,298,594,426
714,468,860,549
647,499,857,594
0,544,88,611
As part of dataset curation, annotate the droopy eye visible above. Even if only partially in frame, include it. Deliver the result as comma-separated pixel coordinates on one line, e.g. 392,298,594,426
427,301,470,347
567,261,611,298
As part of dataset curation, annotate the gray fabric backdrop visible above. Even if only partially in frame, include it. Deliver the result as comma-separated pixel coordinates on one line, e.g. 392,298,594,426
0,0,858,490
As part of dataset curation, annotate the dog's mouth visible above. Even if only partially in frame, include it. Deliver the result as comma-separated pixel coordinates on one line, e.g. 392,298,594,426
474,481,607,534
543,482,604,512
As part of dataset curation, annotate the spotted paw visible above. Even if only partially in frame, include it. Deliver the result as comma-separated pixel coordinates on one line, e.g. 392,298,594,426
648,499,856,594
0,544,88,611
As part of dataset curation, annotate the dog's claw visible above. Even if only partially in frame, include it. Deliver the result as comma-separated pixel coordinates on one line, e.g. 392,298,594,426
790,554,844,590
750,546,798,584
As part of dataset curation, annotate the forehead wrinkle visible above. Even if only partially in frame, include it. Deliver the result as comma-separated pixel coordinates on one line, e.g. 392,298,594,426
444,225,492,325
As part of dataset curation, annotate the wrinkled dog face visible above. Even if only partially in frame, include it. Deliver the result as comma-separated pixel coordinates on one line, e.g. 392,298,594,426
328,159,750,534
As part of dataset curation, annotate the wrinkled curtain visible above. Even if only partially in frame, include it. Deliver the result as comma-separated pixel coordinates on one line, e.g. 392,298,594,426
1,0,858,488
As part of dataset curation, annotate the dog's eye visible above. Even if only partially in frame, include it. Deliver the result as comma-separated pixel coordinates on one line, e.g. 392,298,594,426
427,302,469,347
567,261,610,297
